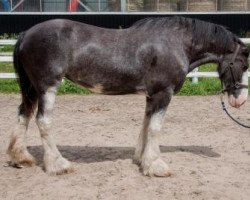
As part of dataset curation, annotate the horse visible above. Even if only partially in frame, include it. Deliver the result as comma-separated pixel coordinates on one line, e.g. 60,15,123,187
7,17,249,177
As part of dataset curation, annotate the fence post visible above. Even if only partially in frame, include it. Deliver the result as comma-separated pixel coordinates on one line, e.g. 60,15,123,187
121,0,126,11
192,68,199,84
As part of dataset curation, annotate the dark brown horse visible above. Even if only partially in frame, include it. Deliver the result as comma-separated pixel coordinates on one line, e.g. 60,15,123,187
7,17,249,176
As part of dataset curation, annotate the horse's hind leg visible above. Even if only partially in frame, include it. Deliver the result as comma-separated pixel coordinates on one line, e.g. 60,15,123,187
134,88,173,177
7,88,37,167
36,86,73,175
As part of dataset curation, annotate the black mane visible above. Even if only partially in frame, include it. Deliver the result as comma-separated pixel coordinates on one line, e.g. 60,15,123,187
131,17,242,52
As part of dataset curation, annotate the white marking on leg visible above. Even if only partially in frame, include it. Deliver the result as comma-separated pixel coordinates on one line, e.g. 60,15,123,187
134,117,150,164
143,110,165,164
18,114,29,126
149,110,166,132
36,87,73,175
7,115,35,166
140,110,171,177
46,87,57,110
135,110,166,163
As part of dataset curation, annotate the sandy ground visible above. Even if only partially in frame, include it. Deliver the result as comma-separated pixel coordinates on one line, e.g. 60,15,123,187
0,94,250,200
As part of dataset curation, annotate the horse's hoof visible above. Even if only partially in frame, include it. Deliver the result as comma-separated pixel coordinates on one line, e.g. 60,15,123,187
44,156,74,175
7,149,36,168
143,158,171,177
48,166,74,175
132,154,142,165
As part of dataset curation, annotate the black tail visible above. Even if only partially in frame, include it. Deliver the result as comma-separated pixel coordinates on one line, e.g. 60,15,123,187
14,32,38,116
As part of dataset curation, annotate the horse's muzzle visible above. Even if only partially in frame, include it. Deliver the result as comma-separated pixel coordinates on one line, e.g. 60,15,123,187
227,71,249,108
228,91,248,108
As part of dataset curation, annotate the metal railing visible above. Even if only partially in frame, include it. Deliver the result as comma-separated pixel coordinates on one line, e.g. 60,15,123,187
0,38,250,81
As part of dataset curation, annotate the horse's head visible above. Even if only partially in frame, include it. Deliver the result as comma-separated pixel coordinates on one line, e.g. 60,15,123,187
218,44,249,108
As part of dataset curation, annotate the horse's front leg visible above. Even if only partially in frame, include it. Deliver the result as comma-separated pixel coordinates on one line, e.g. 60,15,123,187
134,88,172,177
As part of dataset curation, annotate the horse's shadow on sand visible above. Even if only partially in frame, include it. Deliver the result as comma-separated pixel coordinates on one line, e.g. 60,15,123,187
27,145,221,165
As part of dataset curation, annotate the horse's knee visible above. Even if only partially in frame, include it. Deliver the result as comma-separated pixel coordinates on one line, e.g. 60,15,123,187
36,115,51,133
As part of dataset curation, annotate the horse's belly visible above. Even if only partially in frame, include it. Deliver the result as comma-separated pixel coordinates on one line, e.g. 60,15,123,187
66,71,145,95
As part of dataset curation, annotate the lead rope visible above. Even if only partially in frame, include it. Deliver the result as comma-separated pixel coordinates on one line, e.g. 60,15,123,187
220,94,250,128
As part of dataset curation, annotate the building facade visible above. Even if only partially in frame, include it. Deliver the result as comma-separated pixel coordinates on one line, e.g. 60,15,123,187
0,0,250,35
1,1,250,12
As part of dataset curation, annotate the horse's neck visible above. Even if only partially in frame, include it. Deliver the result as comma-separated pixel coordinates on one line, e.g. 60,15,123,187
188,43,224,72
188,36,235,72
188,53,220,72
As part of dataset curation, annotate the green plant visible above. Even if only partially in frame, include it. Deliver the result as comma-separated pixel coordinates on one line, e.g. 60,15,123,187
0,45,14,52
0,33,18,39
0,79,92,95
58,80,92,95
0,62,13,72
178,78,222,96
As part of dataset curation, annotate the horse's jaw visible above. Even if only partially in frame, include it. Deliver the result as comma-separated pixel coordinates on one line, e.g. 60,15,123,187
228,71,249,108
